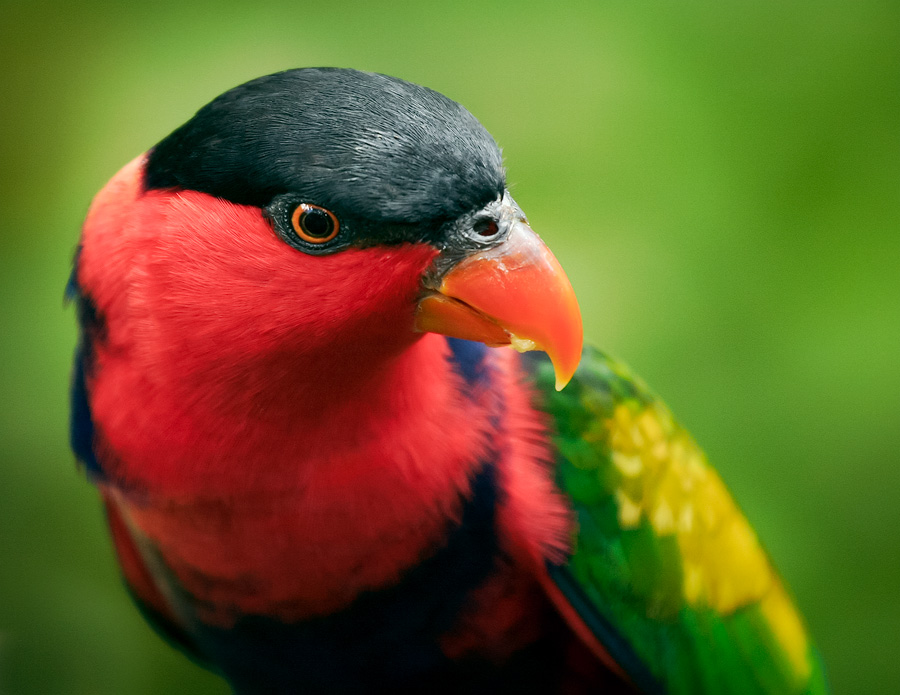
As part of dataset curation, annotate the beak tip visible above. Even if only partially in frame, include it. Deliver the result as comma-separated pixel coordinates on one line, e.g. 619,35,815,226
509,331,581,392
551,354,580,391
548,320,583,392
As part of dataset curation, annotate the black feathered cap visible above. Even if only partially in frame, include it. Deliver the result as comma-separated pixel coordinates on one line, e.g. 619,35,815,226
145,68,506,225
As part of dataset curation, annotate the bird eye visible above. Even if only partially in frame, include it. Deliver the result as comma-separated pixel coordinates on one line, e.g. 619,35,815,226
472,218,499,238
291,204,339,243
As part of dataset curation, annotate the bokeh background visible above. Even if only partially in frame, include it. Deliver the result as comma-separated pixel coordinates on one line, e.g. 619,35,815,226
1,1,897,693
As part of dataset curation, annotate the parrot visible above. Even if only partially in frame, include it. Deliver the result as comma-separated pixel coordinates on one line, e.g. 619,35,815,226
69,67,828,694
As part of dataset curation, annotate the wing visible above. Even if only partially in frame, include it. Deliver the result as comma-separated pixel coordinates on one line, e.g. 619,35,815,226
522,348,828,695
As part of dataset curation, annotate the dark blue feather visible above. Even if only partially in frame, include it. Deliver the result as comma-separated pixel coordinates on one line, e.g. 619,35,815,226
67,261,105,479
445,337,491,388
547,562,662,694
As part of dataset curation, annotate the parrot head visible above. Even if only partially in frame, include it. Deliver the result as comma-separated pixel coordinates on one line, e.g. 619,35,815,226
78,68,582,397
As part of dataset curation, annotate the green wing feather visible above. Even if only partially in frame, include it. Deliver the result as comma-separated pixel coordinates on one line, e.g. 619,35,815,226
523,347,828,695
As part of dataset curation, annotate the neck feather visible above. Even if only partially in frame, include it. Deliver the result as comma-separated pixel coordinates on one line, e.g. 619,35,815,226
97,333,499,620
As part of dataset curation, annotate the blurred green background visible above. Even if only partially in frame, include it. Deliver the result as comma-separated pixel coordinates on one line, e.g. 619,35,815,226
1,0,897,693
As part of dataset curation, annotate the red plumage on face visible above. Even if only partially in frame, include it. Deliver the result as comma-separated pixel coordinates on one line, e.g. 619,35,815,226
81,157,439,385
78,157,445,494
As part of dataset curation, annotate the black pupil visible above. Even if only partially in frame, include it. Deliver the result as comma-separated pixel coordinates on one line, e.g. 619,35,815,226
473,219,499,237
301,208,333,238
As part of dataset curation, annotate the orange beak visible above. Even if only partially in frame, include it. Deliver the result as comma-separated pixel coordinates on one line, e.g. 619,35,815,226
415,219,583,390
